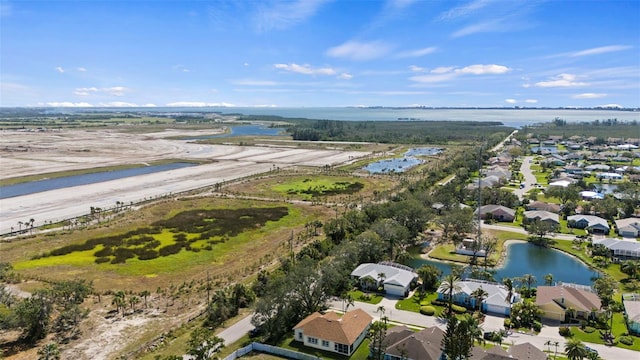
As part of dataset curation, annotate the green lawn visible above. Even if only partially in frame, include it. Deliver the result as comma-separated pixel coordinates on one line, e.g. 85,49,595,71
565,313,640,351
348,290,383,305
396,291,441,313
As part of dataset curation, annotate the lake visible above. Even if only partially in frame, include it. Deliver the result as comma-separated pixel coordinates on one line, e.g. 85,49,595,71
364,147,442,174
409,242,598,286
0,162,197,199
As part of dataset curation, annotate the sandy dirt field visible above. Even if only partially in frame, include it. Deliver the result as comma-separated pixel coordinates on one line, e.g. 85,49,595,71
0,128,369,234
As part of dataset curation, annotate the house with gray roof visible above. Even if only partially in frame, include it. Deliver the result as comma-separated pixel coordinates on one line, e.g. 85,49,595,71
476,205,515,222
568,215,610,234
523,210,560,228
615,217,640,238
592,238,640,259
350,262,417,297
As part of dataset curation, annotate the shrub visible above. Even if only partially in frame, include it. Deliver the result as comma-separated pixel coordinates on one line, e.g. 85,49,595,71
431,299,446,306
619,336,634,346
583,326,596,333
559,327,572,337
532,321,542,332
95,257,110,264
504,318,511,328
420,306,436,316
452,304,467,314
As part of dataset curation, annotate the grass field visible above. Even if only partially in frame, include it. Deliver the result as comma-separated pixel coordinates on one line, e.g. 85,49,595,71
6,197,330,292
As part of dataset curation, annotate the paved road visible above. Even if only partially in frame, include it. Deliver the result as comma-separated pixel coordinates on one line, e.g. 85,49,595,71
513,155,537,200
217,315,255,346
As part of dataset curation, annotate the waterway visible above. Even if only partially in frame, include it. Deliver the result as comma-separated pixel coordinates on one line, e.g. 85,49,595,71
70,107,640,129
187,124,284,139
0,162,197,199
409,242,598,286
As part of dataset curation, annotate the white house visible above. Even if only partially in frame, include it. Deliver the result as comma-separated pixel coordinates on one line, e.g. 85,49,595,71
596,172,623,180
293,309,372,356
350,262,418,297
593,238,640,259
568,215,610,234
436,279,520,316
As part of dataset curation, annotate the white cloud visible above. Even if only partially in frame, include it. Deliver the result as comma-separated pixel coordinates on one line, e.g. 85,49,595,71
572,93,606,99
535,73,588,88
77,67,87,72
525,99,538,103
274,63,337,76
55,67,65,73
396,47,437,58
505,99,517,104
255,0,330,31
338,73,353,80
409,65,425,73
431,66,455,74
98,102,139,107
570,45,632,57
73,86,130,96
326,40,391,61
410,64,511,84
45,102,93,107
456,64,510,75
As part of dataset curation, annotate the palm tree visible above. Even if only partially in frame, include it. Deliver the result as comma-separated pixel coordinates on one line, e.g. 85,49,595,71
140,290,150,308
545,273,554,286
621,260,640,279
37,342,60,360
112,290,126,316
462,314,484,345
503,278,514,303
522,273,537,297
417,264,441,292
377,272,386,290
565,338,587,360
470,286,488,312
441,273,461,316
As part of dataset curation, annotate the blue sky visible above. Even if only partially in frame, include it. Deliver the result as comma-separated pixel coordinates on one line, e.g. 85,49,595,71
1,0,639,108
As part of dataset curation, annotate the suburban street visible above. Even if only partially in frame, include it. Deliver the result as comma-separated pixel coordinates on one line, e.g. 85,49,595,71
513,155,538,201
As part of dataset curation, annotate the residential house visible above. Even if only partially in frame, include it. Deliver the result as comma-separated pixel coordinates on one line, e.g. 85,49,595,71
381,326,444,360
562,165,583,175
578,191,605,201
585,164,611,172
622,294,640,335
523,211,560,229
596,172,623,180
380,325,547,360
437,279,520,316
350,262,418,297
536,284,602,323
592,238,640,259
615,218,640,238
476,205,515,222
293,309,372,356
567,215,610,234
455,238,487,257
526,201,561,214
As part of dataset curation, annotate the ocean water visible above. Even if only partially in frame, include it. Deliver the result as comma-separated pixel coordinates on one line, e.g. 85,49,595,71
75,107,639,129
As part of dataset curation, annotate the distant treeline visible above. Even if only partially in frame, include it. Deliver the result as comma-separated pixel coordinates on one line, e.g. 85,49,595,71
265,118,514,145
521,118,640,139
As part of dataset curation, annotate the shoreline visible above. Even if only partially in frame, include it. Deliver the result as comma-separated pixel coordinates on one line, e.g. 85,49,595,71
420,238,527,270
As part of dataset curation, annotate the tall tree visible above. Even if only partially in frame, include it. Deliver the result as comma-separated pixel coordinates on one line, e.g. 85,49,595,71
441,316,474,360
186,327,224,360
417,264,442,292
544,273,554,286
521,274,537,298
470,286,488,311
440,273,461,316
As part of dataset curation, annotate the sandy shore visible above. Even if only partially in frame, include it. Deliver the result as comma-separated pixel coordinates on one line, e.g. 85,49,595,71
0,128,370,234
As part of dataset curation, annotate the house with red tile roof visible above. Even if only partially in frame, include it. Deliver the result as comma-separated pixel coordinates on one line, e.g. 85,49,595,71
293,308,372,356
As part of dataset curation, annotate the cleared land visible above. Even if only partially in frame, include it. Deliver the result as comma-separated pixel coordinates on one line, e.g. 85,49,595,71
0,128,369,234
